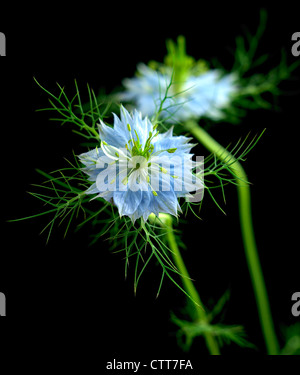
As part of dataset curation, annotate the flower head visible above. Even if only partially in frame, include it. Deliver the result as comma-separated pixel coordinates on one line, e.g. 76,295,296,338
120,36,238,123
79,106,202,222
121,63,238,123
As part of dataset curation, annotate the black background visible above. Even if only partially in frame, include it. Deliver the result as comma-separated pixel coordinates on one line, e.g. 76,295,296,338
1,2,300,368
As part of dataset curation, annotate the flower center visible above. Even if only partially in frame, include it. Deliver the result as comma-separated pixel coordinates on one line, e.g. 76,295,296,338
163,36,209,95
99,122,179,197
125,123,158,160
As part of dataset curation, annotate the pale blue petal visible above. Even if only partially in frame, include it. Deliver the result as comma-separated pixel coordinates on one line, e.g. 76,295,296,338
113,189,143,216
152,190,178,217
129,191,153,222
98,121,128,148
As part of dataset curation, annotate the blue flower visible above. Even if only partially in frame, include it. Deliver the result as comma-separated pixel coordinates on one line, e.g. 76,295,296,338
120,63,238,122
79,106,202,222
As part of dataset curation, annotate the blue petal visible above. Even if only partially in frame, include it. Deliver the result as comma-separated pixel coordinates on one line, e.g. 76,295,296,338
78,147,104,167
153,134,192,155
98,121,128,148
113,189,143,217
151,189,178,217
129,190,153,222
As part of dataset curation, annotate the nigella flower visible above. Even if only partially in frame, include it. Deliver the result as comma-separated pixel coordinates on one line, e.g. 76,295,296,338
79,106,202,222
120,63,238,122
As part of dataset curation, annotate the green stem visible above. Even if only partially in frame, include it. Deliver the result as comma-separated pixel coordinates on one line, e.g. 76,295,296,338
152,213,220,355
185,120,279,355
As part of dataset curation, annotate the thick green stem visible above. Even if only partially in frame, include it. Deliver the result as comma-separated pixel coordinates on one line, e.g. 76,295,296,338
185,120,279,355
150,213,220,355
